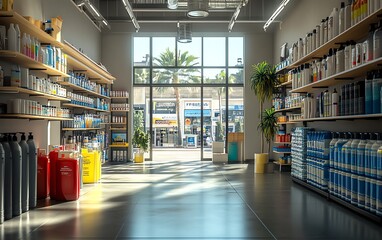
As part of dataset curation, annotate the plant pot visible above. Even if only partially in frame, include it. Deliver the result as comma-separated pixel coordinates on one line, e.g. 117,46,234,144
134,150,144,163
254,153,269,173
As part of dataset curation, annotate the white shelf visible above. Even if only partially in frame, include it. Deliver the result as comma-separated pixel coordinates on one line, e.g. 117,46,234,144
0,114,72,121
0,87,69,101
289,113,382,122
62,103,110,112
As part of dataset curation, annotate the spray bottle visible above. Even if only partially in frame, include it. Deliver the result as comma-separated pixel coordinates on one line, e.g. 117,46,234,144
19,132,29,213
372,69,382,113
27,132,37,209
9,133,21,217
370,133,382,179
365,133,377,178
357,133,369,176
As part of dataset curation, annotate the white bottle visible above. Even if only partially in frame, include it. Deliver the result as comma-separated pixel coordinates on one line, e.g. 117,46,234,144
315,26,321,49
11,65,21,87
339,2,346,34
326,49,334,77
331,8,339,39
21,33,27,56
14,24,20,52
374,20,382,59
345,3,352,31
375,0,380,12
344,42,351,70
336,45,345,74
7,23,16,51
320,19,325,46
26,34,31,58
324,17,329,44
369,0,375,15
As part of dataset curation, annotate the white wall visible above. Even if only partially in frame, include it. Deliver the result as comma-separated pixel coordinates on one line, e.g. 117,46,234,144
102,22,274,160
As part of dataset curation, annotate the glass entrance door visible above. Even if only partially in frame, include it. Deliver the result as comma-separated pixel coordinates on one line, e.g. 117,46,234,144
152,86,201,162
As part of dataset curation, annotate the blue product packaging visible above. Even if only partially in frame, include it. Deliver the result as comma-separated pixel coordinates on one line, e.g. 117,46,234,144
351,174,358,205
357,176,366,209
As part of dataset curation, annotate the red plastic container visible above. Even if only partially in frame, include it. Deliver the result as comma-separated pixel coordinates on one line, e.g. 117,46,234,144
49,150,58,199
37,154,50,199
53,157,80,201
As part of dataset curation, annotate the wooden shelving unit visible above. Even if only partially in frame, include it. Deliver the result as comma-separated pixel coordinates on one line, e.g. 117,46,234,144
0,87,70,101
110,128,127,131
110,96,129,99
58,81,110,99
109,144,129,148
273,151,291,154
290,7,382,68
291,57,382,93
274,141,291,144
277,122,295,125
0,114,72,121
0,50,69,77
62,103,110,113
276,81,292,88
110,110,129,112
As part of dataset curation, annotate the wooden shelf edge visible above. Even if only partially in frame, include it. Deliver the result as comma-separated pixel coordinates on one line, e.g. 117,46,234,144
273,162,291,166
274,142,291,144
275,106,301,113
111,97,129,99
273,151,291,154
289,113,382,122
62,128,102,131
110,110,129,112
0,86,69,101
109,145,129,148
276,81,292,88
0,114,72,121
58,81,110,99
62,103,110,112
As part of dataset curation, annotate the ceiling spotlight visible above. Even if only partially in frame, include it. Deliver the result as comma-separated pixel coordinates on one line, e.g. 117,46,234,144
177,22,192,43
168,0,178,9
187,0,209,18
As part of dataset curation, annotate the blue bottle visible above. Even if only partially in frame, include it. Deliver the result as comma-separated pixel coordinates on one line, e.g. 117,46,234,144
357,133,369,176
371,133,382,179
365,71,373,114
350,133,360,174
365,133,376,178
372,70,382,113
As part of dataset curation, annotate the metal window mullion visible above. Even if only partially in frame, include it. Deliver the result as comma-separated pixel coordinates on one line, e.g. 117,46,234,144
149,36,153,161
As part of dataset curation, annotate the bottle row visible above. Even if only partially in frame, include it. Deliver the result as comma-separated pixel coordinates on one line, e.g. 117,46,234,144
110,90,129,98
0,65,67,97
296,73,382,119
3,99,71,118
0,132,37,223
1,23,68,73
65,72,109,96
111,116,127,124
111,150,127,163
111,103,130,111
67,92,109,111
273,93,302,111
62,114,104,129
278,1,382,70
275,133,291,143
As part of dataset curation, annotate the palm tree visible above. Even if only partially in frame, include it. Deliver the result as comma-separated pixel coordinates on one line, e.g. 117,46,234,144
153,48,200,146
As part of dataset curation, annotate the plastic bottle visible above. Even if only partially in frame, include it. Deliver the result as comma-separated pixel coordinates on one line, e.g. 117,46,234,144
369,0,375,15
372,69,382,113
373,19,382,59
361,0,368,19
21,33,27,56
332,88,339,116
365,71,374,114
1,135,12,220
335,133,348,171
365,133,376,177
367,24,377,62
351,133,361,174
0,141,4,224
0,66,4,87
7,23,16,51
9,133,21,217
375,0,381,12
327,49,334,77
336,45,345,74
370,133,382,179
376,141,382,181
345,2,352,31
343,133,353,172
14,24,20,53
19,132,29,213
320,19,325,46
27,132,37,209
323,17,329,44
330,7,339,40
339,2,346,34
26,34,31,58
357,133,369,176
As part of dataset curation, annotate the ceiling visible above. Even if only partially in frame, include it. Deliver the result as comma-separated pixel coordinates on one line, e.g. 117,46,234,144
95,0,283,23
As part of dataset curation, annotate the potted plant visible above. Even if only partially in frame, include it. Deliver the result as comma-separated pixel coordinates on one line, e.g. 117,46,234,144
258,108,279,156
250,61,279,169
132,129,150,163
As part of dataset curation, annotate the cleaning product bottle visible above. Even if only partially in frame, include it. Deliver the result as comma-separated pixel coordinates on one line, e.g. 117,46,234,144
345,2,352,31
2,134,12,220
372,69,382,113
370,133,382,179
14,24,20,53
7,23,16,51
369,0,375,15
18,132,29,213
376,141,382,181
343,132,353,172
336,45,345,74
335,133,347,171
339,2,346,34
351,132,361,174
330,7,339,39
344,41,351,71
365,133,376,178
373,19,382,59
9,133,21,217
332,88,339,116
21,33,28,56
0,140,4,224
357,133,369,176
320,19,325,46
367,24,377,62
365,71,374,114
27,132,37,209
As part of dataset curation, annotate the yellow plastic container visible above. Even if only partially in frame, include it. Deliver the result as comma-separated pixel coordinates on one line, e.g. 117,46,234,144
81,149,100,183
134,152,144,163
254,153,269,173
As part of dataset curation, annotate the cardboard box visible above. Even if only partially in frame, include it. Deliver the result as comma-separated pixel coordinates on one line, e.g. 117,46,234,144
1,0,13,11
51,16,62,41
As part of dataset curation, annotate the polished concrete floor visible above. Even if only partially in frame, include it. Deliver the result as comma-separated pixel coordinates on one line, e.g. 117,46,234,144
1,159,382,240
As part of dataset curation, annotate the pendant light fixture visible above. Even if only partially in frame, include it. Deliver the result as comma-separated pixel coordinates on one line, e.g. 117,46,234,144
167,0,178,9
187,0,209,18
177,22,192,43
